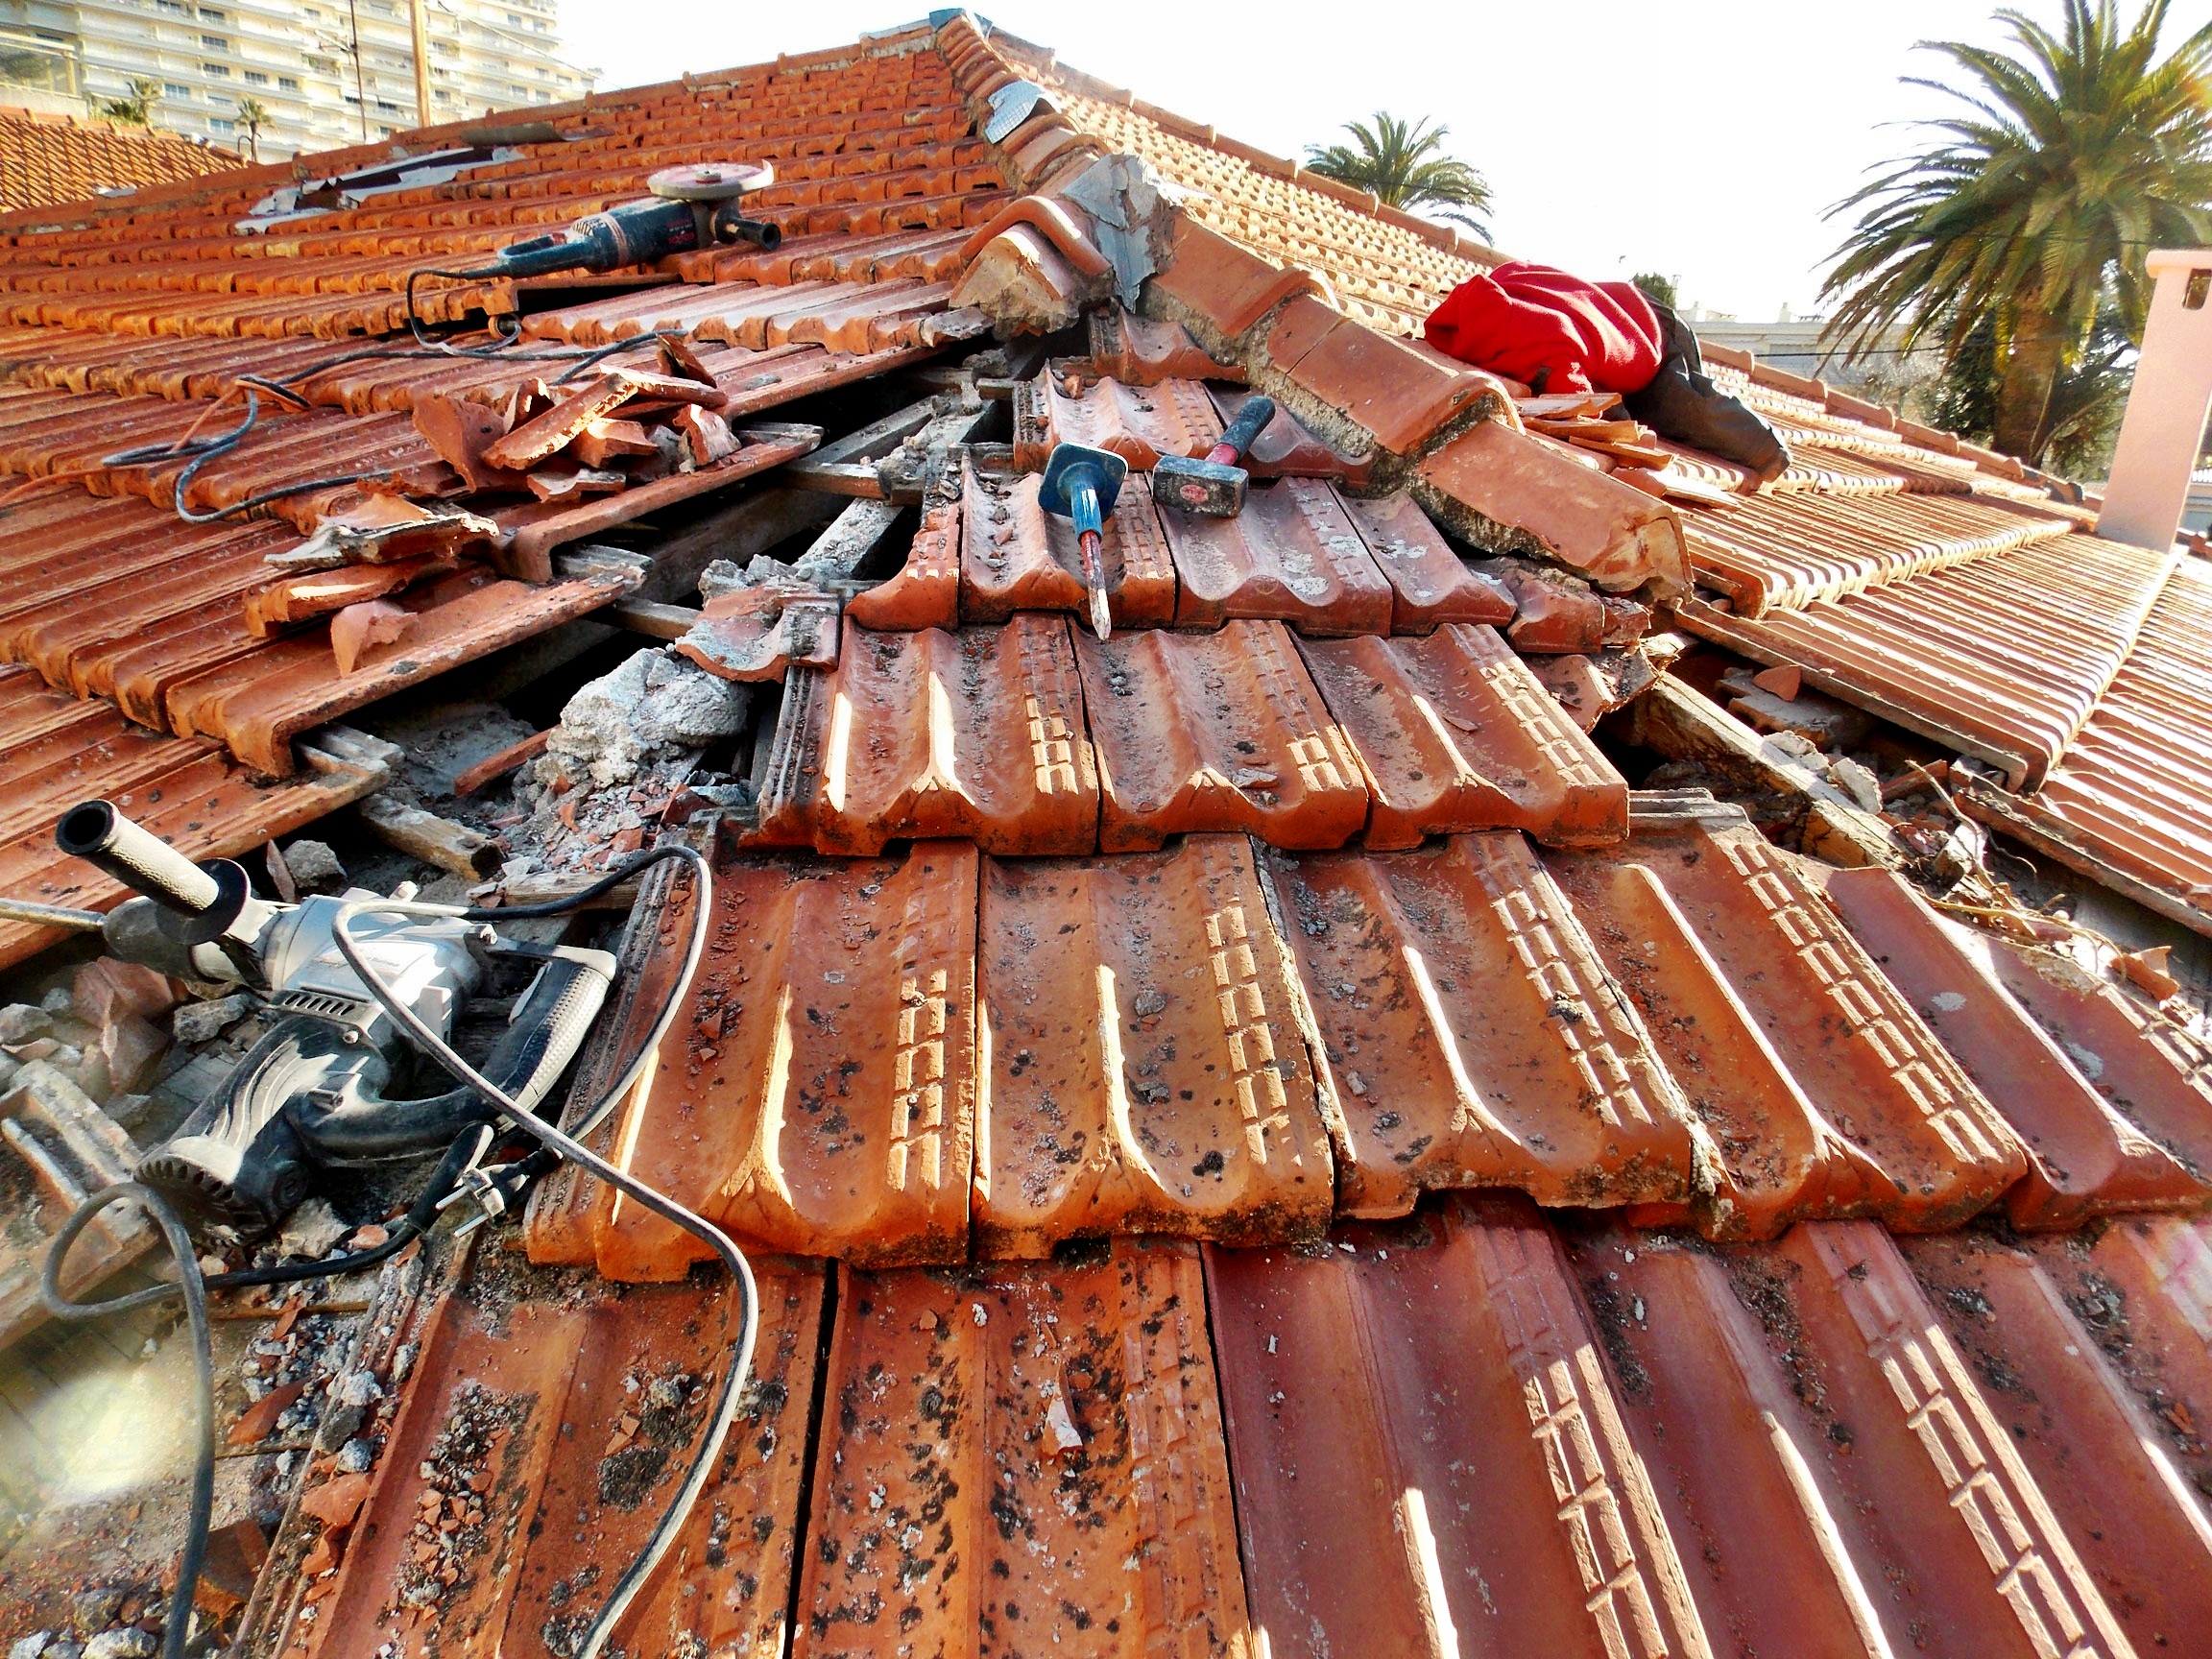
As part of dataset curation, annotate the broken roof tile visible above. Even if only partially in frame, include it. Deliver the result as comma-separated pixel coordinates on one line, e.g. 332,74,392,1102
1296,625,1628,848
1162,477,1393,636
958,457,1177,631
1083,305,1241,385
1074,619,1370,852
843,493,960,631
975,833,1335,1255
756,615,1100,856
796,1239,1251,1655
528,842,978,1273
1263,834,1717,1219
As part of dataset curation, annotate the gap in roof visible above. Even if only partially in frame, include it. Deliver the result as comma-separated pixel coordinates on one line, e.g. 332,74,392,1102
563,0,2118,325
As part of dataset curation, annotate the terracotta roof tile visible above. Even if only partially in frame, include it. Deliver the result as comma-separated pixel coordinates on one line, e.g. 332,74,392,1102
757,616,1101,856
957,457,1178,629
974,834,1336,1254
1679,536,2179,789
798,1240,1250,1653
1162,478,1395,636
1820,865,2206,1227
0,108,242,215
1295,625,1627,848
1547,794,2029,1233
1206,1198,1711,1657
1264,833,1715,1218
291,1255,828,1656
1075,621,1371,851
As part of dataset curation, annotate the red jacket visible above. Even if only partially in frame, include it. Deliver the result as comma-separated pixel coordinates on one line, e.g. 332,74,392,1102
1424,261,1665,395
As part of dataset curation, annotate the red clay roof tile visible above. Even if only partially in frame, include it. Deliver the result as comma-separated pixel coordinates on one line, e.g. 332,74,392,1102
756,616,1100,856
1547,796,2029,1232
1161,478,1394,636
1416,417,1691,597
1821,865,2206,1227
1074,620,1370,852
796,1239,1250,1655
1574,1215,2147,1657
1206,1197,1711,1658
1334,490,1514,633
292,1257,827,1657
1264,833,1716,1218
1295,625,1627,849
975,834,1335,1254
957,458,1178,630
531,842,979,1273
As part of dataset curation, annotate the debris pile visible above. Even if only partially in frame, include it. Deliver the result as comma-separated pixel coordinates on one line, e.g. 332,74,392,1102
496,648,752,893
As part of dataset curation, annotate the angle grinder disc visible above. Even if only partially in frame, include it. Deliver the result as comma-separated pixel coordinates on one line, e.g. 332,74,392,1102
646,160,774,202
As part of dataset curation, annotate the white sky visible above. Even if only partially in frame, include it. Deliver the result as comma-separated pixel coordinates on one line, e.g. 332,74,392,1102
558,0,2212,324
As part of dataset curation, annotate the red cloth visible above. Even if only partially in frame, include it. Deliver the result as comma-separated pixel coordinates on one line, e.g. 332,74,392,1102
1424,261,1665,396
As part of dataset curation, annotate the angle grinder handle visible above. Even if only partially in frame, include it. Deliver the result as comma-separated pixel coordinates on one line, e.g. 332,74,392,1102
55,800,220,918
503,945,620,1118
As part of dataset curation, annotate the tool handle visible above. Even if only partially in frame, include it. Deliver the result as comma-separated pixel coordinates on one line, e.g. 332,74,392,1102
57,801,220,917
1209,396,1277,465
1069,478,1105,541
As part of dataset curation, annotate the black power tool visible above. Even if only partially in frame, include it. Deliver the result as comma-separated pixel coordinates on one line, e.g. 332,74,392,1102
52,800,615,1237
485,160,782,279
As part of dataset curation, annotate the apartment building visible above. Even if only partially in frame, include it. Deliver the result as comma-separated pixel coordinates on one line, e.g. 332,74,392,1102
0,0,594,159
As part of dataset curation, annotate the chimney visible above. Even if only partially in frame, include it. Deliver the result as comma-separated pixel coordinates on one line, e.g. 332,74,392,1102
2097,249,2212,551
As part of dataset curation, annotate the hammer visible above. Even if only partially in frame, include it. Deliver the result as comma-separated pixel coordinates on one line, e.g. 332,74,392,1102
1151,395,1277,517
1038,442,1129,639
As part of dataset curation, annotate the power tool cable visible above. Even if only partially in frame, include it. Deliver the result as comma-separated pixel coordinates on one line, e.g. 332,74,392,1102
32,841,725,1654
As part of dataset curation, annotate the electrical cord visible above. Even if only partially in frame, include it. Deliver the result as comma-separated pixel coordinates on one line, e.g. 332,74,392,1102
39,1183,213,1659
330,842,754,1659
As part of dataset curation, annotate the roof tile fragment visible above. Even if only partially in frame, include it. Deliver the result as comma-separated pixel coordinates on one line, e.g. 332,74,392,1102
1416,417,1691,597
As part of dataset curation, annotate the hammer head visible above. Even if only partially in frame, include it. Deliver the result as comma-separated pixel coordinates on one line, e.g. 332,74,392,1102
1151,454,1247,517
1038,443,1128,523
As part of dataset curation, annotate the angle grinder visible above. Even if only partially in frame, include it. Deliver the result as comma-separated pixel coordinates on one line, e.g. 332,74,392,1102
42,801,616,1238
483,160,783,279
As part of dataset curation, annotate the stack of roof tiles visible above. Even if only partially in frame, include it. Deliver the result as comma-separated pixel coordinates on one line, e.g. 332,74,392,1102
0,106,243,215
1,14,2209,1659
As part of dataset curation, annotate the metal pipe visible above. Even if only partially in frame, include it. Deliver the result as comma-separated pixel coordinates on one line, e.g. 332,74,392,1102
0,896,106,931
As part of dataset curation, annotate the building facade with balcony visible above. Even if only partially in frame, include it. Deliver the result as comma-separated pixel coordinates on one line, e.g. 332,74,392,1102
0,0,594,160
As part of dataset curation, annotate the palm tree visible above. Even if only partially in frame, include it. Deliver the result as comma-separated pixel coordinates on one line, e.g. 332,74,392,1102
97,77,160,127
1821,1,2212,464
1306,113,1493,240
234,96,272,162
